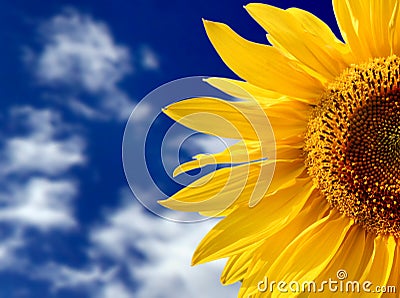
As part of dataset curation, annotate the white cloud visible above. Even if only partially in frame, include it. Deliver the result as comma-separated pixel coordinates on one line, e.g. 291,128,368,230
99,282,133,298
101,88,135,120
36,9,130,92
35,263,118,290
140,45,160,70
90,192,239,298
0,107,84,231
0,229,26,270
1,107,85,176
31,9,135,121
34,190,238,298
67,97,108,120
0,106,85,267
0,178,77,231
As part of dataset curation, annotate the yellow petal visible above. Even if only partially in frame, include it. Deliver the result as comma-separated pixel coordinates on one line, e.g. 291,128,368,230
173,140,264,177
333,0,372,61
205,77,285,103
264,211,353,297
163,97,275,143
359,235,396,297
159,161,272,215
386,240,400,291
369,0,399,56
173,140,301,177
211,156,305,213
389,1,400,55
264,158,305,195
245,4,353,81
333,0,400,60
351,232,376,281
264,100,310,141
164,97,308,148
311,224,374,298
239,196,330,297
192,177,314,265
203,20,325,100
261,99,310,119
161,156,305,214
221,242,260,285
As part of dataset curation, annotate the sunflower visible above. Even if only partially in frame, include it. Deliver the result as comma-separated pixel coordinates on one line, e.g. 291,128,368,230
159,1,400,297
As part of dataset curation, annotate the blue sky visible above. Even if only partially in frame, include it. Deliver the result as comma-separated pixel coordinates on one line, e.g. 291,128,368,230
0,1,337,297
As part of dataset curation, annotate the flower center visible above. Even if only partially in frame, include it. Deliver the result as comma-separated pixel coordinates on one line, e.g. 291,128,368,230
305,55,400,237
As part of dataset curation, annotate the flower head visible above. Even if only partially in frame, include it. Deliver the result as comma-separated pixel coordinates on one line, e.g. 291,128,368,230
159,1,400,296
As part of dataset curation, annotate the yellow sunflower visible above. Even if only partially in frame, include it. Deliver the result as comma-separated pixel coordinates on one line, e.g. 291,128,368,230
159,1,400,297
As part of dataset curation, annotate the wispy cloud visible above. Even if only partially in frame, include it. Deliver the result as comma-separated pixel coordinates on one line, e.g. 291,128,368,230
28,9,135,121
98,282,133,298
0,178,77,230
0,106,85,267
1,107,85,176
34,189,238,297
139,45,160,71
91,193,239,298
0,229,25,270
35,262,118,290
36,9,131,93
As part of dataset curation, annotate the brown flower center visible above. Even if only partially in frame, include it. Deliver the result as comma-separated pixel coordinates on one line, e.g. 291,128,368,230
305,55,400,237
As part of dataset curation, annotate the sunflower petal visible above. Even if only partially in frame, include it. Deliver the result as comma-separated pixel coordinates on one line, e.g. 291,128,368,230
161,157,305,215
333,0,400,60
192,177,314,265
264,211,353,296
173,140,264,177
204,77,284,103
221,242,260,285
310,225,374,298
245,3,353,81
203,20,325,100
164,97,308,149
239,196,330,297
173,140,301,178
163,97,275,143
386,240,400,291
359,235,396,297
159,161,272,214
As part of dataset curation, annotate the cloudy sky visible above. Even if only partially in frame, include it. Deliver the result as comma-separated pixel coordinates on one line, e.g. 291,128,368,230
0,1,336,297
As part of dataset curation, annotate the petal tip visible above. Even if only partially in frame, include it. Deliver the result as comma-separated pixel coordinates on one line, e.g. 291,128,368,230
157,199,167,207
202,19,213,27
203,19,227,32
172,166,182,177
191,256,199,266
243,3,255,10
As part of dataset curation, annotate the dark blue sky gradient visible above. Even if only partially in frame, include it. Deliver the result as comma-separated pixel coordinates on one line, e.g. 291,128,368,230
0,0,339,101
